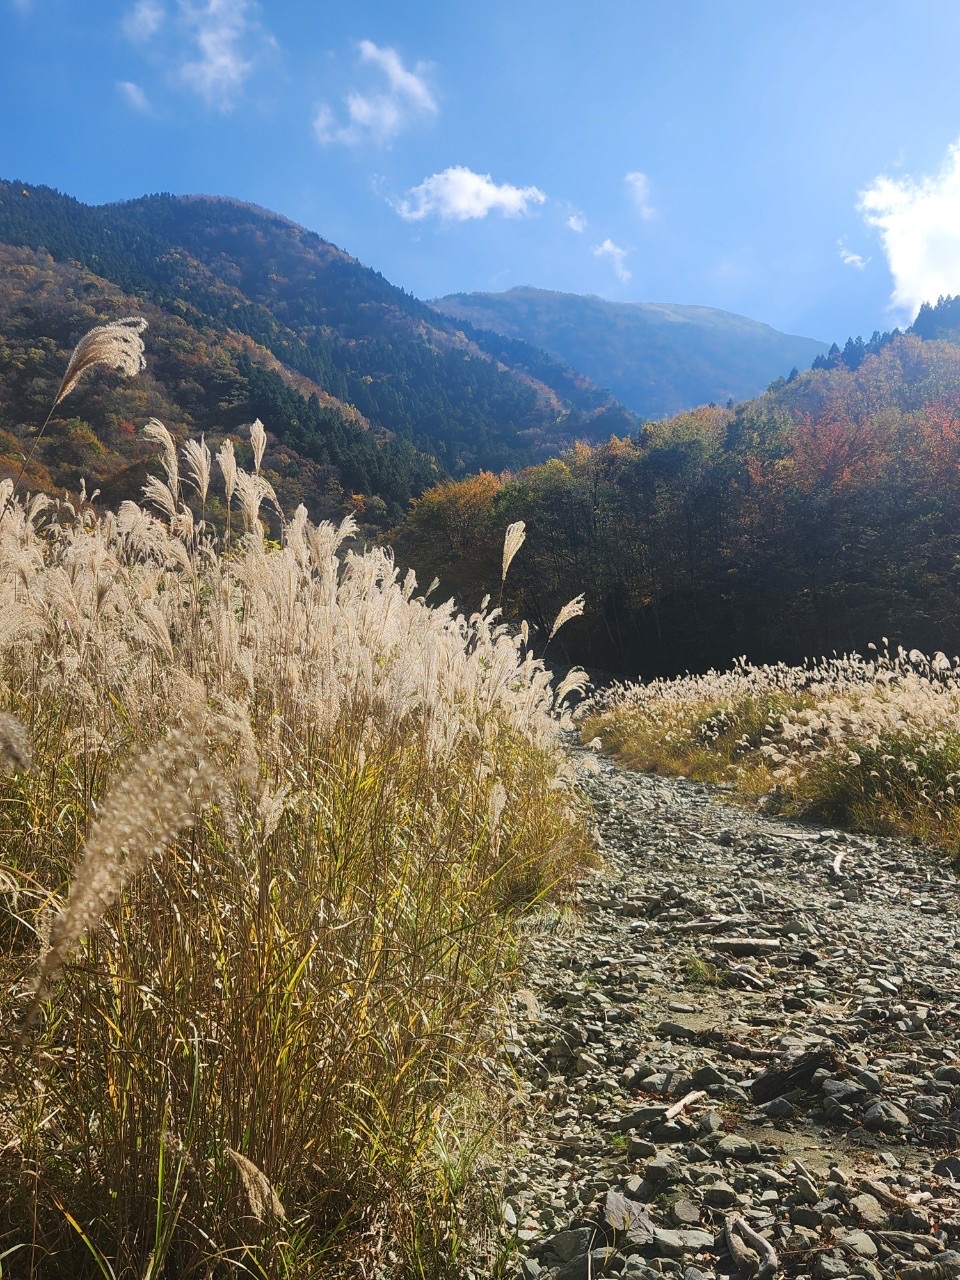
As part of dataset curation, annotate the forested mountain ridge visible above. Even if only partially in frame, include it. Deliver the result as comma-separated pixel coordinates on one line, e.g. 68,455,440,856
431,286,829,419
395,333,960,675
0,180,634,519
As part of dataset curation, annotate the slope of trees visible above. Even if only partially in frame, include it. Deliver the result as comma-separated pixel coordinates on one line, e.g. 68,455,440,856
0,244,439,522
0,181,636,485
395,336,960,674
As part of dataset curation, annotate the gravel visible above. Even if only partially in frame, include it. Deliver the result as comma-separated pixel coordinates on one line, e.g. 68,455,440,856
491,747,960,1279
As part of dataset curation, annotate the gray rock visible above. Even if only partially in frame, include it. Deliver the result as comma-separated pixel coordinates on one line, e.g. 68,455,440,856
821,1079,866,1105
813,1256,849,1280
646,1154,682,1185
670,1199,701,1227
848,1193,886,1228
794,1175,820,1205
862,1100,909,1133
702,1182,738,1208
548,1227,594,1263
838,1231,878,1259
603,1190,656,1244
654,1228,716,1258
761,1096,795,1118
713,1134,754,1162
657,1022,699,1042
618,1105,669,1132
691,1064,728,1087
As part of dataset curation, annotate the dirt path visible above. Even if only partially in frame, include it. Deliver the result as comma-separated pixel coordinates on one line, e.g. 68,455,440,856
495,748,960,1280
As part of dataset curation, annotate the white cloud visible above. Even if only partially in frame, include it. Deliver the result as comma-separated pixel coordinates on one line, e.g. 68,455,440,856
859,137,960,318
122,0,165,42
567,212,587,233
117,80,152,112
592,238,631,282
625,170,655,220
394,166,547,222
315,40,437,147
177,0,255,111
837,240,868,270
120,0,267,111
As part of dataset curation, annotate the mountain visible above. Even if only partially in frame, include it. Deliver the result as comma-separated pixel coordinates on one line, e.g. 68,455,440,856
0,182,635,522
431,286,829,420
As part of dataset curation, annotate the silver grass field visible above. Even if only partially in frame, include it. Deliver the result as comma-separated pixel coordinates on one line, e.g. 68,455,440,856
584,647,960,852
0,322,589,1278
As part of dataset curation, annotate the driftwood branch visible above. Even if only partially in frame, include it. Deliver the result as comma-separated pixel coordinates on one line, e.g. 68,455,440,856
664,1089,706,1120
726,1213,779,1280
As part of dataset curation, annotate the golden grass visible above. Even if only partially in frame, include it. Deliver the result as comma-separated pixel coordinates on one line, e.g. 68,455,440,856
583,648,960,853
0,390,589,1276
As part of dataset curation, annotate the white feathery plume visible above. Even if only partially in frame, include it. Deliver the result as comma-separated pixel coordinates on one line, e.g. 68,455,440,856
54,316,148,407
548,593,585,642
501,521,526,582
250,418,267,474
143,419,180,505
182,435,212,506
0,713,32,775
217,439,238,506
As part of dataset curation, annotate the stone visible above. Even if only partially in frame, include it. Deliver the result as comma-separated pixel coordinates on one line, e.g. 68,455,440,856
862,1100,909,1133
557,1257,590,1280
761,1096,795,1118
849,1194,886,1228
702,1182,738,1208
794,1175,820,1205
813,1256,849,1279
691,1064,728,1088
646,1154,682,1186
670,1199,701,1227
821,1079,866,1105
618,1105,669,1132
548,1228,594,1263
657,1022,699,1042
838,1231,878,1259
654,1228,716,1258
604,1190,656,1245
713,1134,753,1162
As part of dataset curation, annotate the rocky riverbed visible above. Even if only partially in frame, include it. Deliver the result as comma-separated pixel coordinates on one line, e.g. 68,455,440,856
493,748,960,1280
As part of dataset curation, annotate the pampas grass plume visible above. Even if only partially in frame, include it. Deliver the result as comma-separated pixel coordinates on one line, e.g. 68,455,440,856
548,593,585,641
55,317,148,407
35,719,217,990
0,713,31,774
501,520,526,582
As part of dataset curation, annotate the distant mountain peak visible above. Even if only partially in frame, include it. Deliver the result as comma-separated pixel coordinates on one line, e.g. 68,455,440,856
432,288,828,419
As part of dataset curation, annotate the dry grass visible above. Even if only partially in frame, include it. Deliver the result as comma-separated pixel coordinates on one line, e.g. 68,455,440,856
0,377,589,1275
583,647,960,853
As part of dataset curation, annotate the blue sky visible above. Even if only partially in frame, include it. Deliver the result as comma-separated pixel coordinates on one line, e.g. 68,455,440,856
5,1,960,344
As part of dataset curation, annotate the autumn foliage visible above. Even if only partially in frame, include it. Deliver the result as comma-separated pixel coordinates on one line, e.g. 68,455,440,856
394,336,960,674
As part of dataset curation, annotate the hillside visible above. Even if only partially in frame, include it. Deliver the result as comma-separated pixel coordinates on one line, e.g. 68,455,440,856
395,333,960,674
431,286,829,419
0,182,635,520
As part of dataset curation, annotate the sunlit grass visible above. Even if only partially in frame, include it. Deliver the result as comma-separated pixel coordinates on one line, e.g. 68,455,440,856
0,398,590,1277
583,648,960,854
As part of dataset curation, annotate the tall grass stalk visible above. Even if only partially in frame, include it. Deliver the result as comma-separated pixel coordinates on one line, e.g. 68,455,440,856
0,408,588,1276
